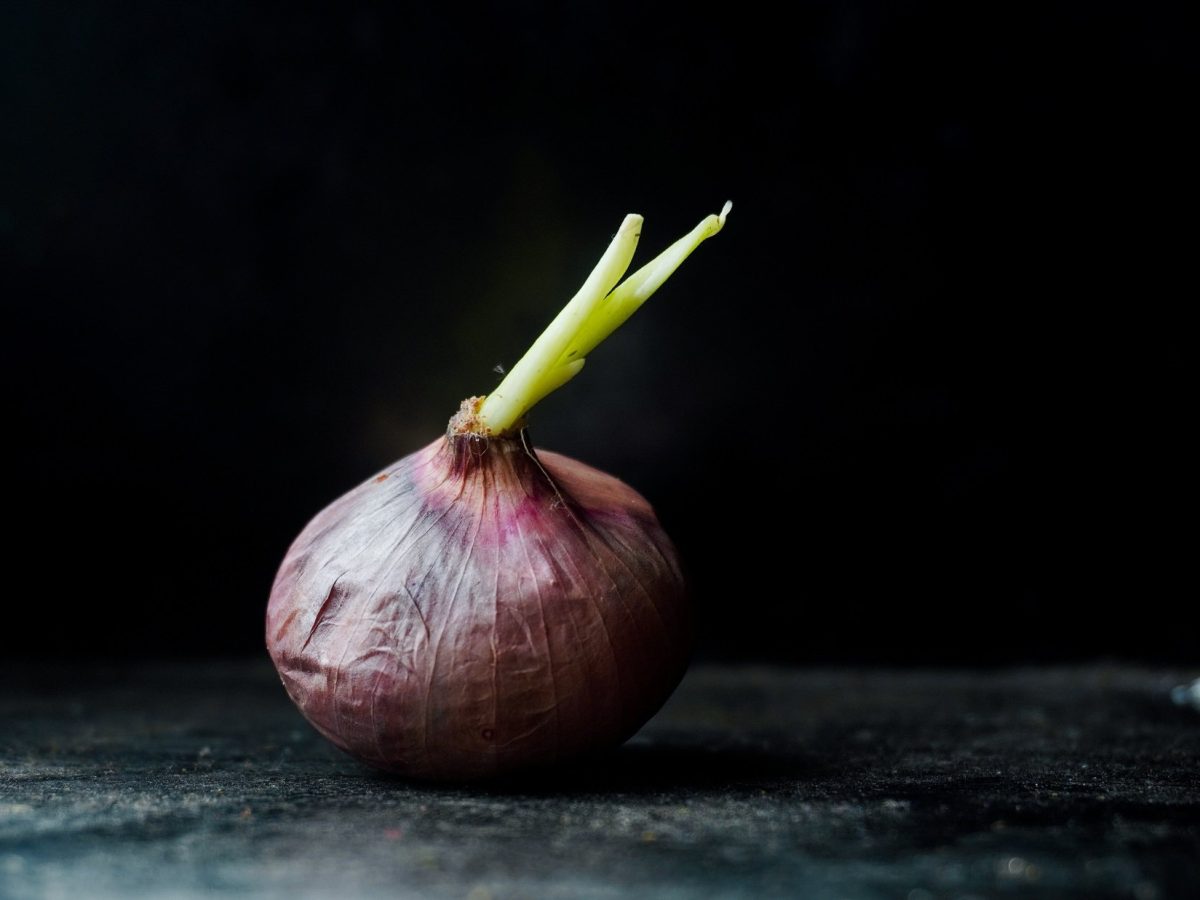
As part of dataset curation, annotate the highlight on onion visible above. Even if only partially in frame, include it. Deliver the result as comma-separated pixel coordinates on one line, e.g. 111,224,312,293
266,202,732,780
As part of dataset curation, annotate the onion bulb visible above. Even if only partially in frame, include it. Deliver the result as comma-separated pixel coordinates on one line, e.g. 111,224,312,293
266,203,731,780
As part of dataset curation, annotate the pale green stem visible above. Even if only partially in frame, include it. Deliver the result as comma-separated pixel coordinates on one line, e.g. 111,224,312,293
476,215,642,433
476,202,731,435
560,201,732,365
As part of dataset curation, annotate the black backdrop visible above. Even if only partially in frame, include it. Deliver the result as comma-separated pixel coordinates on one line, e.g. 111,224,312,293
4,2,1193,663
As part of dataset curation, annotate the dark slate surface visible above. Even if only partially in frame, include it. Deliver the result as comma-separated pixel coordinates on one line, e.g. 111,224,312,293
1,663,1198,899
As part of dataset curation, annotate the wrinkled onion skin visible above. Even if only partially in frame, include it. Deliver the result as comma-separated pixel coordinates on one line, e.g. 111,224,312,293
266,433,690,780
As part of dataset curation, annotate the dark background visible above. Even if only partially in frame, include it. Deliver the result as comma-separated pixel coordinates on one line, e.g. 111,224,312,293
3,2,1193,664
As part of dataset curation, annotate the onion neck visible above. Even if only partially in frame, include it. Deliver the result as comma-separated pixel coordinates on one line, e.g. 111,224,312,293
443,396,538,480
471,202,732,437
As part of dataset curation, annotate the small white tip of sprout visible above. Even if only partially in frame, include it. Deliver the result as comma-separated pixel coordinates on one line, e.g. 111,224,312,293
719,200,733,225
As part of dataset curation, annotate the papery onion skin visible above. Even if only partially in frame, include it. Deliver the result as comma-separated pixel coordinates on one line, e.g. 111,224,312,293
266,428,690,780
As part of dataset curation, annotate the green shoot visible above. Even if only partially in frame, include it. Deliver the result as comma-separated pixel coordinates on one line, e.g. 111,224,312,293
477,202,731,435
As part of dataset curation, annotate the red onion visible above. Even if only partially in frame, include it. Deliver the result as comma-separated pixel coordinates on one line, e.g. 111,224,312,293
267,204,731,780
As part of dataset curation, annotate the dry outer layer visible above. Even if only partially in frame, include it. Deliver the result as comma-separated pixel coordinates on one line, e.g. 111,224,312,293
266,431,690,779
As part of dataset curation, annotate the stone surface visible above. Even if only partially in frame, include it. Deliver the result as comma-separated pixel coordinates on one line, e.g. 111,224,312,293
1,663,1198,899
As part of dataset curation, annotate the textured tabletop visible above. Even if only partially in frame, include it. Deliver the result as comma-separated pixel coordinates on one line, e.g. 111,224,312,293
2,662,1198,899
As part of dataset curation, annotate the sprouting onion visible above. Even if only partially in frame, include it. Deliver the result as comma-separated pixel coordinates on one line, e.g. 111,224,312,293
266,202,731,780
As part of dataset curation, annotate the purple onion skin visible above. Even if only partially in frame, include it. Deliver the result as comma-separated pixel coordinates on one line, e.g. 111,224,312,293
266,431,690,781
